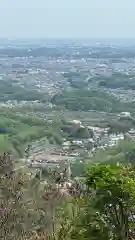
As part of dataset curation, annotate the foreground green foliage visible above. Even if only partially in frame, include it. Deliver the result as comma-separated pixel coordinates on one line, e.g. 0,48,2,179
62,164,135,240
1,152,135,239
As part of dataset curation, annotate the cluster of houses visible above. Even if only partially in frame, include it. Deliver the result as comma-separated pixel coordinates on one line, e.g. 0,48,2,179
24,114,135,190
61,119,125,156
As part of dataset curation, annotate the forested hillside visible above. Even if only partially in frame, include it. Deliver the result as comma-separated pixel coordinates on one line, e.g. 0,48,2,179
51,89,135,113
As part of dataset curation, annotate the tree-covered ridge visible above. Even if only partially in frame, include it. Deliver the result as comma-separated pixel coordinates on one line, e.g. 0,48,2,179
0,108,62,155
87,139,135,164
0,80,47,102
98,72,135,90
0,107,94,156
51,89,135,112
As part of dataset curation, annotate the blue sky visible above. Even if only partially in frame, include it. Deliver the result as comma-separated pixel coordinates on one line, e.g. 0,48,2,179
0,0,134,38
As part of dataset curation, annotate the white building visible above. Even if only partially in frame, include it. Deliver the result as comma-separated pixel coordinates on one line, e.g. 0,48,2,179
119,112,131,118
72,120,82,125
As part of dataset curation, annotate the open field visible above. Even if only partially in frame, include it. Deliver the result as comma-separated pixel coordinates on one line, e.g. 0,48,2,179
32,152,74,162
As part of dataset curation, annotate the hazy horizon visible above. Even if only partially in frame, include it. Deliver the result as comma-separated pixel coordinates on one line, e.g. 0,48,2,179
0,0,135,39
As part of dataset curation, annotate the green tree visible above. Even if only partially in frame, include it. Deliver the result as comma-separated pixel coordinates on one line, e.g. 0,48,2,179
84,164,135,240
60,164,135,240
